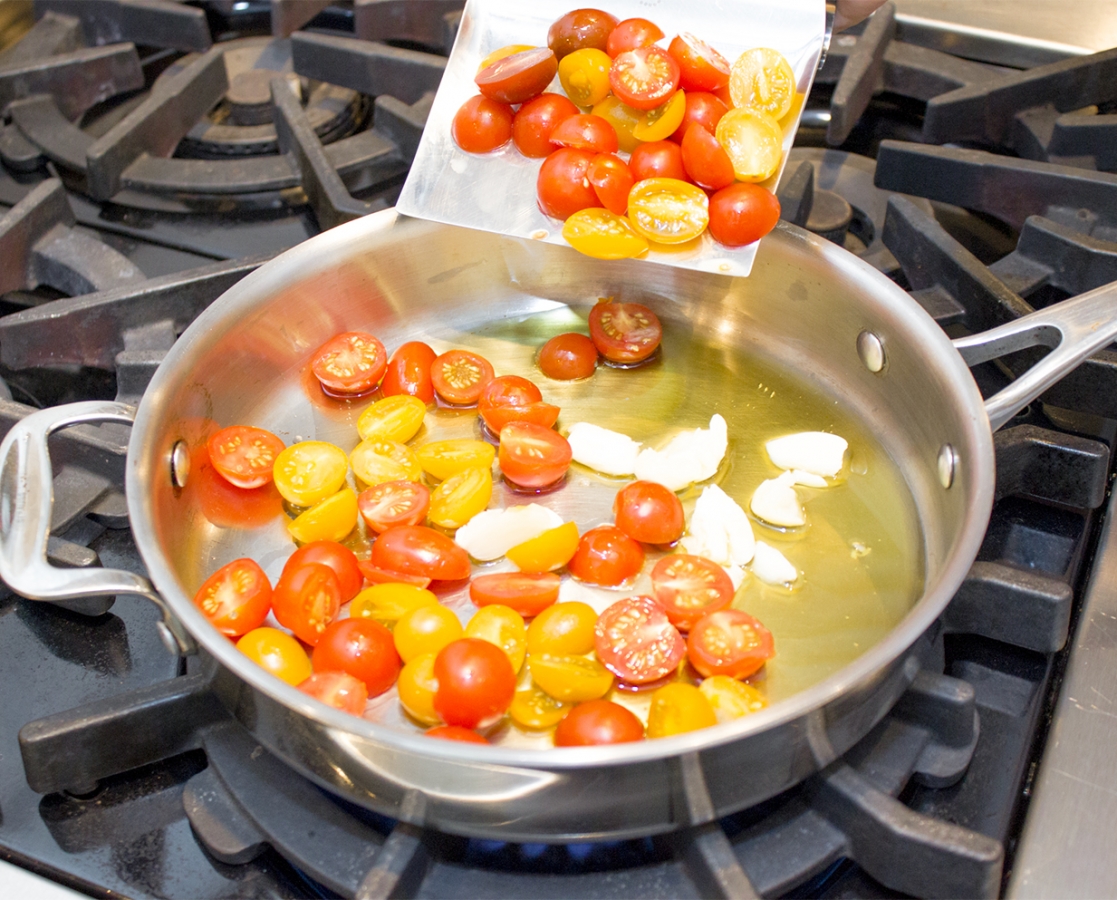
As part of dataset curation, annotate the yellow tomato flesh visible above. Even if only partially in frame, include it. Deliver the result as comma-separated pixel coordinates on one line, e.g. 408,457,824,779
464,604,527,673
626,178,710,244
646,682,717,738
349,582,438,626
510,687,571,730
591,95,642,153
729,47,795,120
357,394,427,443
506,521,580,573
715,107,783,183
427,465,493,529
632,90,686,142
393,604,463,663
415,439,495,481
273,441,348,507
237,627,312,686
526,601,597,656
528,653,613,702
286,487,358,543
350,438,422,487
398,651,440,725
699,674,768,722
562,208,650,259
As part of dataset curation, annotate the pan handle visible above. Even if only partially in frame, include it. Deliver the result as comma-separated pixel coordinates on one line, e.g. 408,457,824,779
952,279,1117,432
0,401,196,656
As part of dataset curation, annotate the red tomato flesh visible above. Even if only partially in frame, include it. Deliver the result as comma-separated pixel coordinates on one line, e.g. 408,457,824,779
668,33,730,92
568,524,645,586
670,91,728,142
479,376,559,434
513,93,579,158
708,183,782,247
588,300,663,364
451,95,514,153
371,525,472,582
272,561,342,646
426,725,489,744
298,671,368,715
283,540,364,602
613,480,684,544
538,332,598,380
594,595,685,683
358,480,431,533
475,48,558,105
356,559,432,589
537,147,599,220
498,421,572,491
586,152,635,215
310,331,387,397
554,699,644,745
430,349,495,405
470,572,561,617
192,558,272,638
207,425,285,490
609,46,681,111
381,341,436,403
312,617,401,696
433,638,516,729
687,609,775,678
650,554,735,631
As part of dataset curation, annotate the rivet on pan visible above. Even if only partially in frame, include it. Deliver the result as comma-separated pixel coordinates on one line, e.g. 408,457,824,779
170,440,190,489
937,444,957,489
856,330,885,373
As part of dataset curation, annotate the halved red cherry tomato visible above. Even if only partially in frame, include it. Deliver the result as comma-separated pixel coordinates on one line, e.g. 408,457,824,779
670,91,728,142
433,638,516,729
549,113,618,154
425,725,489,744
312,617,401,696
371,525,472,581
668,33,730,92
613,480,684,544
451,95,514,153
594,595,685,683
588,299,662,364
380,341,436,403
554,699,644,745
538,332,598,380
513,93,579,158
681,123,736,191
282,540,363,601
272,561,341,646
537,147,599,220
708,183,782,247
609,46,680,111
629,140,689,182
475,47,558,105
193,451,284,529
547,8,618,60
207,425,284,490
469,572,561,617
310,331,387,397
298,671,368,715
498,421,572,491
356,559,432,589
606,17,664,57
478,375,559,433
651,554,735,631
192,558,271,638
567,524,644,586
358,480,430,533
430,349,494,405
687,609,775,679
586,152,634,215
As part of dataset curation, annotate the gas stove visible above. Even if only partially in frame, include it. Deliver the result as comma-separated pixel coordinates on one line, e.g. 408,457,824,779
1,2,1116,898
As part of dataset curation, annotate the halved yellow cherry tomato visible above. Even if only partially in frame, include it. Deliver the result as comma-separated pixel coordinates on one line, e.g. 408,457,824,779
427,465,492,529
528,653,613,702
349,582,438,626
398,651,440,724
273,441,348,507
526,601,597,655
393,604,463,663
237,627,312,685
479,43,535,73
287,487,358,543
558,47,612,107
632,90,686,142
350,438,422,487
715,107,783,183
510,686,572,729
626,178,709,244
562,208,649,259
698,674,768,722
506,521,580,573
646,682,717,738
591,95,642,153
465,604,527,672
415,439,496,481
729,47,795,120
357,394,427,443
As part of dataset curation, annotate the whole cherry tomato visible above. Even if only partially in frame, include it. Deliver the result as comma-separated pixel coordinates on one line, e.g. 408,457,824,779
537,147,599,220
282,540,363,601
192,558,272,637
498,421,572,491
538,332,598,380
549,113,618,154
667,33,730,92
708,183,782,247
380,341,436,403
687,609,775,679
613,480,684,544
606,17,664,58
513,93,579,158
650,554,735,631
629,140,689,182
430,349,495,405
425,725,489,744
681,123,736,191
272,561,341,646
609,46,681,111
298,671,368,715
588,299,662,364
451,95,514,153
594,595,685,683
567,524,644,586
475,48,558,104
310,332,386,396
357,480,431,533
433,638,516,729
669,91,728,142
207,425,284,490
526,601,598,656
312,617,401,696
469,572,561,617
371,525,472,581
557,48,612,107
547,8,618,60
394,604,464,663
554,699,644,745
237,627,311,685
586,152,635,215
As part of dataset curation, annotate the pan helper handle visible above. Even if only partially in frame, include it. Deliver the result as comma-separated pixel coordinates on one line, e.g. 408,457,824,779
0,401,196,656
953,279,1117,432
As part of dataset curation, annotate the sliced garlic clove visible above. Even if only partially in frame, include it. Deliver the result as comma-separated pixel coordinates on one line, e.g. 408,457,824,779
765,431,848,478
566,422,642,476
752,541,799,586
750,473,806,528
455,504,563,561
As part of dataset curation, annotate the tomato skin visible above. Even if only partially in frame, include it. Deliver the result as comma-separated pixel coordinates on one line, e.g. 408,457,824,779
539,332,598,380
498,421,573,491
380,341,436,403
629,140,689,183
477,375,543,433
670,91,728,142
650,554,735,631
586,153,634,215
554,699,644,746
567,524,645,586
632,90,687,143
687,609,775,679
708,183,782,247
556,48,612,107
475,47,558,105
588,300,663,364
394,604,464,663
549,113,618,154
470,572,561,617
526,601,597,656
451,95,514,153
433,638,516,729
528,653,613,703
613,480,685,544
513,93,579,158
272,561,342,646
207,425,284,489
298,671,369,716
237,627,312,685
537,147,599,220
609,46,681,111
594,595,685,683
193,558,272,637
310,332,387,396
430,349,495,405
547,8,618,60
358,480,431,533
425,725,489,744
681,123,736,191
398,652,440,724
646,682,717,738
415,439,496,482
667,33,730,92
371,525,472,582
282,540,363,602
507,521,581,574
356,559,432,589
591,96,642,153
312,617,401,696
606,18,664,58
